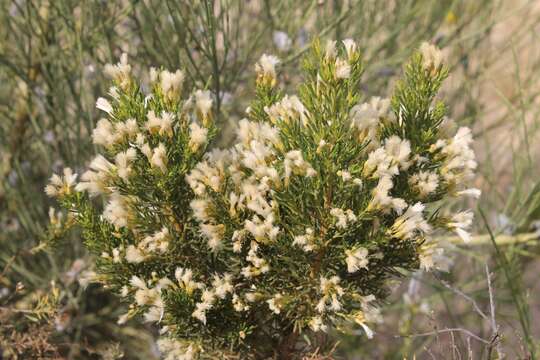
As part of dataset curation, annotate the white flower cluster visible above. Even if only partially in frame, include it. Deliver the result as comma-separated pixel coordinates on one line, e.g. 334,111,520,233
47,40,480,357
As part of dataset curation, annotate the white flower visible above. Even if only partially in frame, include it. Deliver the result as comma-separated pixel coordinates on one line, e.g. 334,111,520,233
175,267,202,295
103,193,130,228
419,42,443,70
157,338,197,360
267,293,284,314
345,247,369,273
45,167,78,197
126,245,145,263
190,199,212,223
335,58,351,79
350,97,393,148
337,170,352,182
160,69,185,100
150,143,168,172
212,273,234,299
92,118,114,147
195,90,213,118
188,122,208,152
316,276,344,313
432,127,477,185
200,223,225,251
292,228,315,252
342,38,357,59
255,54,280,79
388,202,431,241
324,40,337,59
384,136,412,170
146,111,174,137
96,97,113,114
265,95,308,125
75,155,115,196
367,176,407,214
308,316,328,332
244,215,279,243
448,211,474,243
115,148,137,181
456,188,481,198
330,208,356,229
103,53,131,88
283,150,316,183
409,171,439,197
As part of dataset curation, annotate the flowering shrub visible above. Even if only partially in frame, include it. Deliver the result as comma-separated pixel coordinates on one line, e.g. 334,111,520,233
48,40,479,359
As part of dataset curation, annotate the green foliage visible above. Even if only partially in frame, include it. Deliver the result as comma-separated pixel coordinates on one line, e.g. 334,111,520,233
48,39,480,359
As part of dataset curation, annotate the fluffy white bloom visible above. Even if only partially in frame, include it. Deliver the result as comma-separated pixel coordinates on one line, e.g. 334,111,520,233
316,276,344,313
150,143,168,171
244,215,279,243
195,90,213,118
232,294,250,312
212,273,234,299
345,247,369,273
409,171,439,197
367,176,407,214
324,40,337,59
236,118,281,147
103,193,130,228
308,316,328,332
192,289,217,324
419,238,452,272
448,211,474,242
432,127,477,186
190,199,212,223
255,54,280,79
293,227,316,252
125,245,145,263
157,338,197,360
456,188,481,199
75,155,115,196
283,150,316,183
384,136,411,170
115,148,137,181
388,203,431,241
267,293,285,314
350,97,393,148
342,38,357,59
265,95,309,125
146,111,174,137
337,170,352,182
175,267,203,295
92,118,115,147
160,69,185,100
103,53,131,88
419,42,443,70
335,58,351,79
115,118,139,140
200,223,225,251
188,122,208,152
242,242,270,278
45,167,78,197
330,208,357,229
96,97,113,114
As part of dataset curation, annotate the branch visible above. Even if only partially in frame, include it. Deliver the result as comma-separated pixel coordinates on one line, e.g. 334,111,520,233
443,232,538,246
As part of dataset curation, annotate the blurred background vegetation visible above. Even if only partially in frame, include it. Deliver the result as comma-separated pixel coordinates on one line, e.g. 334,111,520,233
1,0,540,358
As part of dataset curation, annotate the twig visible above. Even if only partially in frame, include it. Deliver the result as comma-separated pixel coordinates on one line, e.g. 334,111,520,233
444,232,538,246
433,274,488,320
396,328,492,345
485,263,503,359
